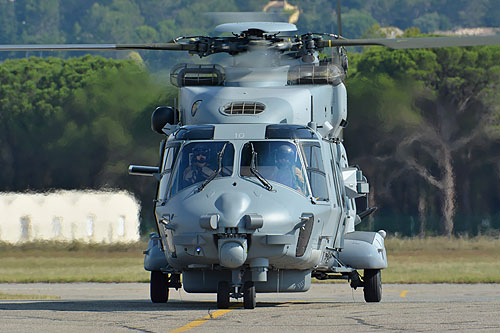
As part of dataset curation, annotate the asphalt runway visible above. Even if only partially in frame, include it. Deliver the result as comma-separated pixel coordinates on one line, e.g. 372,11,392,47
0,283,499,332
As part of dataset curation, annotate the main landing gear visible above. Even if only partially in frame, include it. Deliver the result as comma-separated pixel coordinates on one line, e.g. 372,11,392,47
217,281,256,309
314,268,383,303
363,269,382,302
150,271,181,303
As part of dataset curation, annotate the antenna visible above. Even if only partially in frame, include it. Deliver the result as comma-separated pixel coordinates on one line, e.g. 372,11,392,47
336,0,342,36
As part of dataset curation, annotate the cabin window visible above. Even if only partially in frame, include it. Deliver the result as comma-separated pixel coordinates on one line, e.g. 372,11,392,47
168,141,234,196
240,141,309,195
300,143,329,201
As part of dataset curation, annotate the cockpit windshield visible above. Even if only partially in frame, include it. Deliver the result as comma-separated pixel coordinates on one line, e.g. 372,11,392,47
169,141,234,196
240,141,309,195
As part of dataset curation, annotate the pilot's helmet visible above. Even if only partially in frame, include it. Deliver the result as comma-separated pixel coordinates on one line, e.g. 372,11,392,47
276,144,294,166
192,146,209,164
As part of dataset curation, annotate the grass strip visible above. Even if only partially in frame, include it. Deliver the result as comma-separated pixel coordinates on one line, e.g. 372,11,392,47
0,237,498,283
0,292,60,300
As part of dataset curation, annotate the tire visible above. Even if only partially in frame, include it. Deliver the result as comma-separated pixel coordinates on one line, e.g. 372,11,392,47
363,269,382,302
150,271,169,303
243,281,256,309
217,281,231,309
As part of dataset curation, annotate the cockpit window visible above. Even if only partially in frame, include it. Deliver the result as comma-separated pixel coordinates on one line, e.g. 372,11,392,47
168,141,234,196
240,141,309,195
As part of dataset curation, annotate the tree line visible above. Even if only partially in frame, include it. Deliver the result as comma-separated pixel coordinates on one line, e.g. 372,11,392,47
1,0,499,235
1,37,499,236
0,56,174,234
1,0,498,69
346,30,500,236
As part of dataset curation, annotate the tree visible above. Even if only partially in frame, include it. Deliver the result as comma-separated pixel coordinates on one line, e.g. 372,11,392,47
412,12,449,33
0,56,177,232
81,0,145,43
347,42,500,236
18,0,64,43
342,9,378,38
0,0,17,44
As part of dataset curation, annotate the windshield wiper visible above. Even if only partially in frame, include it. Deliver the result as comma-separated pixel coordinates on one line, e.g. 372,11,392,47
249,144,273,191
197,142,227,192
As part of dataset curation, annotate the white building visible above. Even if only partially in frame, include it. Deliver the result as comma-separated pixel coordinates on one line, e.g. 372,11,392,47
0,190,140,243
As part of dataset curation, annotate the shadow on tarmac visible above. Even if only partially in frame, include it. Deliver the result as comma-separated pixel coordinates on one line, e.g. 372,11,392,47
0,299,339,312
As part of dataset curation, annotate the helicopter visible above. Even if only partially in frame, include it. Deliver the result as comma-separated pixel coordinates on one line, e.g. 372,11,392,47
1,17,499,310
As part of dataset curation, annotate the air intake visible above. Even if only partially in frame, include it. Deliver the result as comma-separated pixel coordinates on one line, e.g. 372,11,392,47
221,102,266,115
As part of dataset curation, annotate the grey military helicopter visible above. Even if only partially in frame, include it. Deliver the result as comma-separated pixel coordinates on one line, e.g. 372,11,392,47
1,16,499,310
121,24,500,309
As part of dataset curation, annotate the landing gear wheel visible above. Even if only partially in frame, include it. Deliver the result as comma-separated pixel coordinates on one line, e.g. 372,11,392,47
150,271,169,303
217,281,230,309
363,269,382,302
243,281,256,309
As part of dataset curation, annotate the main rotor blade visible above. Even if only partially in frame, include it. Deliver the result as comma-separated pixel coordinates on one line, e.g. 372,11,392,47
318,35,500,49
0,43,198,52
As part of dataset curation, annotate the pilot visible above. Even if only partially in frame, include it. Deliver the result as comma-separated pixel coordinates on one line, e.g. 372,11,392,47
270,144,305,193
183,146,214,184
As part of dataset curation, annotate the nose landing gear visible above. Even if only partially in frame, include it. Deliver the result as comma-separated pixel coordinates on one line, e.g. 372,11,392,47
217,281,231,309
216,280,257,309
243,281,256,309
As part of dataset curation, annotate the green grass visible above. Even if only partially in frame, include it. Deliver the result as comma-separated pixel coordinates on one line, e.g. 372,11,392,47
0,237,499,283
382,236,500,283
0,241,149,283
0,256,149,283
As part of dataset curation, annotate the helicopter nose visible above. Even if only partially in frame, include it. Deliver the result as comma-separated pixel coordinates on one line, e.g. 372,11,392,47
214,192,251,227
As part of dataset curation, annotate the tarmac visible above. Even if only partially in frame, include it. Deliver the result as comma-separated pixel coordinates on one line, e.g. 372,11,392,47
0,283,499,332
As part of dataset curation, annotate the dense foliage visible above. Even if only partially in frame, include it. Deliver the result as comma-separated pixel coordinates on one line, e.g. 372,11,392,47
0,56,174,233
346,40,500,236
0,0,498,68
1,43,499,236
0,1,499,235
